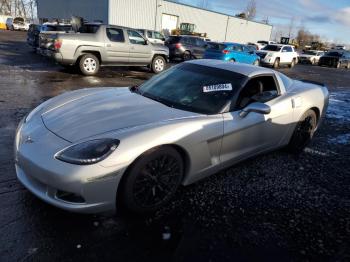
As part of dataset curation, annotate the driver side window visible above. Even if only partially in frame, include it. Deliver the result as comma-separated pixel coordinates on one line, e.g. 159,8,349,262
235,76,279,110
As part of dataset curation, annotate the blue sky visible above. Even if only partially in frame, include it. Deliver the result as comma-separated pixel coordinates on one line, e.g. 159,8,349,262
171,0,350,44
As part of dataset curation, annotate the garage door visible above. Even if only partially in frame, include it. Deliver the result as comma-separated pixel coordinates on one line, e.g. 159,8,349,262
161,14,178,36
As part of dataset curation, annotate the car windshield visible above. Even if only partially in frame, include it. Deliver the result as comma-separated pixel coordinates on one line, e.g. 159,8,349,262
325,52,343,57
303,51,317,55
137,63,246,114
262,45,281,51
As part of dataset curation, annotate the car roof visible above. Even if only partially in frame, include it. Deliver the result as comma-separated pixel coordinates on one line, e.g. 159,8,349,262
187,59,275,77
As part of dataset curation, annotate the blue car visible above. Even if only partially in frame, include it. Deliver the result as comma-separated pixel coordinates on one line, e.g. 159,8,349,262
204,42,260,65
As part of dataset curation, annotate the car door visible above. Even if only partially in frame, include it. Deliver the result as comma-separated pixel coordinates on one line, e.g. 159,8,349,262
105,27,129,64
154,31,165,45
127,29,153,64
146,30,156,44
220,74,293,163
242,45,255,64
231,45,245,63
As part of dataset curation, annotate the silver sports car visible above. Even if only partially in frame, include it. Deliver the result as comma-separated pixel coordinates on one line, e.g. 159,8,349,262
14,60,329,214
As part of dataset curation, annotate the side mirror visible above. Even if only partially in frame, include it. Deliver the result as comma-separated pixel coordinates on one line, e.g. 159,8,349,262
239,102,271,118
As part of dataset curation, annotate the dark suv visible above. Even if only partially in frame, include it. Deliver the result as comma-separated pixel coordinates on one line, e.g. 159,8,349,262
165,35,207,61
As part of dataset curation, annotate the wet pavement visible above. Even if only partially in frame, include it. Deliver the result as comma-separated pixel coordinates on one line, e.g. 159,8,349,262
0,31,349,262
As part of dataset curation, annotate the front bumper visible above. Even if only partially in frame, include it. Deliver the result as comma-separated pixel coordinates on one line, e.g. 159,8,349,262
15,117,126,213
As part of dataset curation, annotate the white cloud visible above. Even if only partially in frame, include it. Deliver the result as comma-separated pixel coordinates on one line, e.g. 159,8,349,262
334,7,350,27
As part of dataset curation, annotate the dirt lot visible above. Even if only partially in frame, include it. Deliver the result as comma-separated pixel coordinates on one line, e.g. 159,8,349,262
0,31,349,262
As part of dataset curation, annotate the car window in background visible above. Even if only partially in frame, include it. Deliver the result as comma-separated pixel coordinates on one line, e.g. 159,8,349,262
262,45,282,51
232,45,243,52
127,30,145,45
257,41,268,45
166,36,181,44
137,29,145,36
195,38,205,47
207,42,226,51
154,31,164,40
147,31,153,38
138,63,246,115
106,28,125,42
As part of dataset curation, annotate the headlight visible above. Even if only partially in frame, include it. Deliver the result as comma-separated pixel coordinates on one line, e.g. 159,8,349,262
56,139,120,165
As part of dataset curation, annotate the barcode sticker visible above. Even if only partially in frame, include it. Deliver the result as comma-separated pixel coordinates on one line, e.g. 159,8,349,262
203,83,233,93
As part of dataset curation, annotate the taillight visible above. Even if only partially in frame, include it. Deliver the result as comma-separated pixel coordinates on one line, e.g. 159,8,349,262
222,49,230,54
54,39,62,50
175,43,182,49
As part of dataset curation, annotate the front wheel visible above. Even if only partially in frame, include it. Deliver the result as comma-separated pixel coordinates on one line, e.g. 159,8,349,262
289,58,296,68
79,54,100,76
286,110,317,153
120,146,184,214
151,56,166,74
273,58,280,68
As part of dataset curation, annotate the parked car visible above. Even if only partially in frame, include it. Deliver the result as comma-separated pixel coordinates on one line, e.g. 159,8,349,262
257,44,298,68
137,29,165,45
204,42,260,65
165,35,207,61
335,45,346,50
15,60,329,214
6,17,29,31
40,24,169,75
256,40,276,50
298,50,324,65
318,51,350,69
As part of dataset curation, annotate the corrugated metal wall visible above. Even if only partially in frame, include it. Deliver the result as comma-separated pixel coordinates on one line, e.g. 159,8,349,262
37,0,108,23
109,0,156,29
108,0,272,43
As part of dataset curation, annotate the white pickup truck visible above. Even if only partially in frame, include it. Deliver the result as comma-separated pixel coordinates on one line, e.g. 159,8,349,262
256,44,298,68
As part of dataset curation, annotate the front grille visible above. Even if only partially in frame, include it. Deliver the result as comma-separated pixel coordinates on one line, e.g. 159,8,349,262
319,57,339,66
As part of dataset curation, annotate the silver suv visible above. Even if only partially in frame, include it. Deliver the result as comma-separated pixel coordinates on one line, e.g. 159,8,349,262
42,24,169,75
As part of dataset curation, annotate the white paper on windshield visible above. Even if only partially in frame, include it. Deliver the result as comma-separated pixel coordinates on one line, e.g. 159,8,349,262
203,83,233,93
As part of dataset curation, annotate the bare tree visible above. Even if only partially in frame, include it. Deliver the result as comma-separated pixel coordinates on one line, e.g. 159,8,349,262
245,0,256,20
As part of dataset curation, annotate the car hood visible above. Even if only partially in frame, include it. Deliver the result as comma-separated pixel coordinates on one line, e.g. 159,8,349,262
41,87,199,142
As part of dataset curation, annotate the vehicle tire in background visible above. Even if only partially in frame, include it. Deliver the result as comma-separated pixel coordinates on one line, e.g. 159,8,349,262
119,146,184,214
183,51,192,61
151,56,166,74
273,58,280,68
286,109,317,153
79,54,100,76
289,58,296,68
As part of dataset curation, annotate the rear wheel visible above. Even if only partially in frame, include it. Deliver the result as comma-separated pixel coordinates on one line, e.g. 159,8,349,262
120,146,184,214
79,54,100,76
183,51,192,61
151,56,166,73
273,58,280,68
286,110,317,153
229,58,235,63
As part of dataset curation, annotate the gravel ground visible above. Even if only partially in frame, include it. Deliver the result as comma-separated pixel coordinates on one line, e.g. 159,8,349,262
0,31,349,262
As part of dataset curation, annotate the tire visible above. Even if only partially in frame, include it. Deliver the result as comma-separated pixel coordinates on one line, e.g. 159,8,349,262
79,54,100,76
289,58,296,68
273,58,280,68
151,55,166,73
286,110,317,153
120,146,184,214
229,58,235,63
253,59,260,66
183,51,192,61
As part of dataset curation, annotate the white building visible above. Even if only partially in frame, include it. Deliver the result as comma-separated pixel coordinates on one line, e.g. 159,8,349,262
37,0,272,43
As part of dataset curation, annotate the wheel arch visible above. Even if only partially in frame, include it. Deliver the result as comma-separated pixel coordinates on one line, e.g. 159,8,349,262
115,143,191,207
